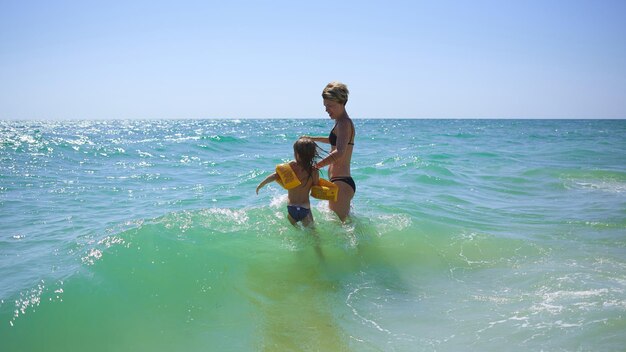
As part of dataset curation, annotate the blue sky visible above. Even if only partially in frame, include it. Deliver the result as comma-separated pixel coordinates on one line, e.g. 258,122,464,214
1,0,625,119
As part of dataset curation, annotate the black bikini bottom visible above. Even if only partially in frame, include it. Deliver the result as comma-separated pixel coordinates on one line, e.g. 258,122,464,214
330,176,356,193
287,205,310,222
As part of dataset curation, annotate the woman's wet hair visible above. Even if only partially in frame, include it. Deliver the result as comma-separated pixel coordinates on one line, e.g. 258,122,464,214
322,81,349,105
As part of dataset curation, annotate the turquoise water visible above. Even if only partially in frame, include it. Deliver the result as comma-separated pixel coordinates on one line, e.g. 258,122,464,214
1,119,625,351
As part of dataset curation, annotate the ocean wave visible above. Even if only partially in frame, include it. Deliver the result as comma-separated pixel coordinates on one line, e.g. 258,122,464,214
0,202,549,318
200,135,244,143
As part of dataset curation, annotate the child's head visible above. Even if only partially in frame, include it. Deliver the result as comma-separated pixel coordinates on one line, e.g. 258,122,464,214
293,137,318,172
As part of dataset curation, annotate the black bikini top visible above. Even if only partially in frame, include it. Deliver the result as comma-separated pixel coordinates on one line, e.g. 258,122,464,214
329,119,355,146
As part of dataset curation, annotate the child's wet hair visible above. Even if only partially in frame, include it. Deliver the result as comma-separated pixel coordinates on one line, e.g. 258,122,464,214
293,137,318,175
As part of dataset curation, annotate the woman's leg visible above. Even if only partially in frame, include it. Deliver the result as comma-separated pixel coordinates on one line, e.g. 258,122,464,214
329,181,354,222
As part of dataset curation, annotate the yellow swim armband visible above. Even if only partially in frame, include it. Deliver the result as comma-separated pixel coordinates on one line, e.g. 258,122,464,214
276,163,338,201
275,163,301,189
311,178,338,202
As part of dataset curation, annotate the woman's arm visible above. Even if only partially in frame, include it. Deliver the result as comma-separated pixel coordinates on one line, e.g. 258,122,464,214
303,135,330,144
256,172,278,194
315,120,350,169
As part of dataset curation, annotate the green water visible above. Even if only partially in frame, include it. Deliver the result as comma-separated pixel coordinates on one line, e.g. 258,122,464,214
1,119,625,351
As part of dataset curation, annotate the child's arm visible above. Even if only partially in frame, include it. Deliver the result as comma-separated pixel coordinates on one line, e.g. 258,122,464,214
313,168,320,186
256,172,278,194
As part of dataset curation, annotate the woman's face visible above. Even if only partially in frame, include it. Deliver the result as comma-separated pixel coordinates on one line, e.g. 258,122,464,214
323,99,344,120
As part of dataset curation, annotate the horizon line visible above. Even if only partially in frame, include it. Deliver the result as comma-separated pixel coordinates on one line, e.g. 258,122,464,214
2,116,625,121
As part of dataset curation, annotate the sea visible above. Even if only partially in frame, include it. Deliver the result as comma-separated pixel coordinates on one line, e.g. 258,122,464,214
1,119,625,351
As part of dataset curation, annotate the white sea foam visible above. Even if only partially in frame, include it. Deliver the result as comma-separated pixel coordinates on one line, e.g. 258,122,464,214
567,179,626,194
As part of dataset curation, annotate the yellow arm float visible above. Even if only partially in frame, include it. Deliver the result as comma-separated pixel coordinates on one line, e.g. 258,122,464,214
311,178,338,202
275,163,301,189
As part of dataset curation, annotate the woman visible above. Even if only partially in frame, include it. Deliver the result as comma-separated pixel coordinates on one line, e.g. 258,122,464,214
308,81,355,222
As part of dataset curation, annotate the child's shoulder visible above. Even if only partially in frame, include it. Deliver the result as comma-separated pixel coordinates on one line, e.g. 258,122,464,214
287,160,304,174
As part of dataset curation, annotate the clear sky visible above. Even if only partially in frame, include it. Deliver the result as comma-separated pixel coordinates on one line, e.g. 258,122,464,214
1,0,625,119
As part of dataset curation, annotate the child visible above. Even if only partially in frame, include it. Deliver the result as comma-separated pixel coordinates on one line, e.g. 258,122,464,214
256,137,320,227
